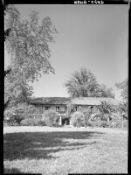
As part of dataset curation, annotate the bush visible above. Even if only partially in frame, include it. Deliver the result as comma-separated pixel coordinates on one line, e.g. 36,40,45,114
70,111,85,127
4,109,25,126
4,109,14,121
109,119,128,128
11,114,25,125
42,110,60,127
109,119,122,128
20,118,46,126
4,103,28,125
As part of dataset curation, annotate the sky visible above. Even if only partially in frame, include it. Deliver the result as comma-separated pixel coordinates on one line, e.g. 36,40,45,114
5,4,129,98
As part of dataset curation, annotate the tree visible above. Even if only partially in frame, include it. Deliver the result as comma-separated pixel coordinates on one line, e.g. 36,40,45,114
4,5,57,108
4,70,33,108
96,84,115,98
65,68,114,98
115,79,128,103
99,101,116,121
115,79,128,120
65,68,98,97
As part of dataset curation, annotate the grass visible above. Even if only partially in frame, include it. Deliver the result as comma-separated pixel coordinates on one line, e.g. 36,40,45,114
4,127,128,174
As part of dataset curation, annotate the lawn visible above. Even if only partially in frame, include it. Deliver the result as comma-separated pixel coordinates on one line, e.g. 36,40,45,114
4,126,128,174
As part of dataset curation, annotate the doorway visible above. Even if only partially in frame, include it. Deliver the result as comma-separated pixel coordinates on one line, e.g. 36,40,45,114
62,118,70,125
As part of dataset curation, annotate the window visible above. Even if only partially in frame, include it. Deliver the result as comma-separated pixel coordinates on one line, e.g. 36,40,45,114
45,106,50,110
56,106,67,112
75,106,77,111
56,106,60,112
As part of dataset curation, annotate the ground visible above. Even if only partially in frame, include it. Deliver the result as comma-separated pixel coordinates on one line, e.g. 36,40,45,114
4,126,128,174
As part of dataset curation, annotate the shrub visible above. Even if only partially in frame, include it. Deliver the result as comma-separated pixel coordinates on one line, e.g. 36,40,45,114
109,118,128,128
70,111,85,127
42,110,60,127
4,109,25,126
4,110,14,121
20,118,46,126
4,103,28,125
11,114,25,125
109,119,122,128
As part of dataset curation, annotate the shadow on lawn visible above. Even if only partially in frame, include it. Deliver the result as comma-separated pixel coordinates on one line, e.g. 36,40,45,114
4,131,103,161
4,168,32,174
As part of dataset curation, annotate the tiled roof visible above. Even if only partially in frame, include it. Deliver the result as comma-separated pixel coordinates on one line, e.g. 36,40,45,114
28,97,120,106
29,97,71,105
71,97,120,106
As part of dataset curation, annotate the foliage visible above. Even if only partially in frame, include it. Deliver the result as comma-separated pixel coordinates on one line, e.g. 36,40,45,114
83,107,92,125
4,103,44,126
65,68,98,97
115,79,128,103
10,115,24,125
5,6,56,80
20,118,45,126
109,119,123,128
4,73,33,107
42,110,60,127
4,5,57,108
65,68,114,98
4,103,29,125
67,103,77,116
115,79,128,120
117,103,128,119
96,84,115,98
4,103,26,117
4,111,24,126
98,101,117,121
115,79,128,119
70,111,85,127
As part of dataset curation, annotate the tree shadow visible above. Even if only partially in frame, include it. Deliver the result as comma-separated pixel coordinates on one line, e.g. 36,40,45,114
4,167,33,174
4,131,104,161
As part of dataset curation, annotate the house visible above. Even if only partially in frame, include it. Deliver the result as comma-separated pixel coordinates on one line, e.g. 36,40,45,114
28,97,120,125
29,97,71,114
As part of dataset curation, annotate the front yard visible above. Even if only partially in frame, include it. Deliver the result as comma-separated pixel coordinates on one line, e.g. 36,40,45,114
4,126,128,174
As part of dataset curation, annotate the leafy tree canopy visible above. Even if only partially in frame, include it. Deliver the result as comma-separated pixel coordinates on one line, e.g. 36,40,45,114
65,68,114,98
115,79,128,103
4,5,57,108
115,79,128,118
